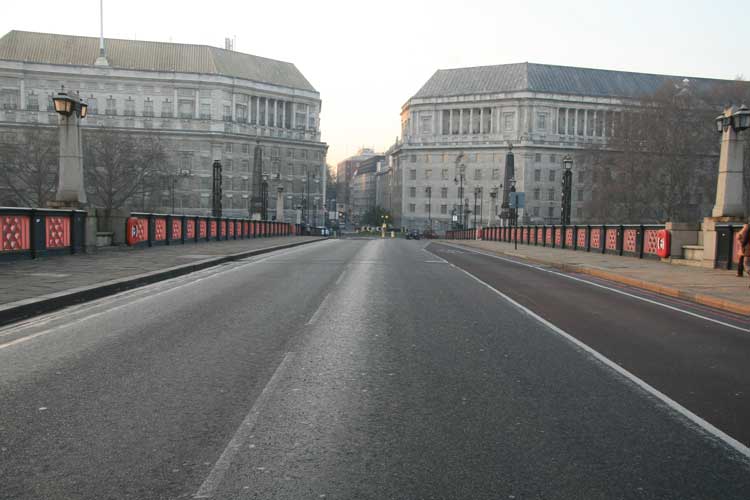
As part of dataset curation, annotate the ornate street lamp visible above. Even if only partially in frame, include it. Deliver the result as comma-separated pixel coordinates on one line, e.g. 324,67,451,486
561,155,573,225
51,86,88,206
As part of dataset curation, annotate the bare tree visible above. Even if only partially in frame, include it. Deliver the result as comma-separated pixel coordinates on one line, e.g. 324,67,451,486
0,127,58,207
583,82,722,223
82,128,167,223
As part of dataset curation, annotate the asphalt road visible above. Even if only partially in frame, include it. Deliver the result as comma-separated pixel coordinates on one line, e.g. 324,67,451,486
1,238,749,499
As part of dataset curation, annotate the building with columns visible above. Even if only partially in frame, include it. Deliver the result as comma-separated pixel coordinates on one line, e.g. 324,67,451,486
0,30,327,220
389,62,741,232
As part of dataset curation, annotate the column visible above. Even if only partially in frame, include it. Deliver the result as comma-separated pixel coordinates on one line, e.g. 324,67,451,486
281,101,286,129
449,110,453,135
264,98,269,127
255,96,260,125
480,108,484,134
459,109,463,135
273,100,278,128
470,108,474,134
565,108,569,135
305,104,310,131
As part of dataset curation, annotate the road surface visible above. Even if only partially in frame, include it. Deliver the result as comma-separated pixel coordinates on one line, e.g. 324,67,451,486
1,238,748,499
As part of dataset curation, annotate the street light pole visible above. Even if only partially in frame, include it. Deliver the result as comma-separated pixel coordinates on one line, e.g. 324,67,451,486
454,152,465,229
473,186,480,229
510,178,517,250
561,155,573,225
426,186,432,231
51,86,88,207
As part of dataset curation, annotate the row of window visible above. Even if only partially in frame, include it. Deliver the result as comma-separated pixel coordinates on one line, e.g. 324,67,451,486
530,188,585,202
407,168,502,181
532,169,585,183
402,204,584,220
1,90,317,129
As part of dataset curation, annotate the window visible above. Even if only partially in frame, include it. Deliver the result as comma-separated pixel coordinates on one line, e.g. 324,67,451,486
471,108,481,134
200,177,211,190
223,105,231,121
533,206,540,216
420,114,432,135
161,98,172,118
442,110,450,135
441,168,449,180
441,187,448,199
424,203,431,213
533,188,540,200
441,204,448,214
576,207,583,218
409,187,417,197
410,154,416,163
241,160,250,172
1,90,18,110
200,103,211,120
577,109,585,136
492,169,500,180
578,170,585,183
534,169,541,182
124,98,135,117
236,104,248,122
586,110,595,137
144,99,154,117
577,189,584,202
567,109,575,135
503,112,515,131
535,153,541,163
549,170,556,182
87,96,97,115
550,154,556,164
424,187,432,196
424,169,432,179
409,169,417,180
26,92,39,111
474,169,482,180
536,112,547,131
105,96,117,115
548,206,554,217
409,203,416,213
558,108,566,134
225,143,233,153
548,189,555,201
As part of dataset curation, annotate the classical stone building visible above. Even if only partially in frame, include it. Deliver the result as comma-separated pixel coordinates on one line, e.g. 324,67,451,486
335,148,378,224
389,62,741,232
349,154,384,223
0,30,327,220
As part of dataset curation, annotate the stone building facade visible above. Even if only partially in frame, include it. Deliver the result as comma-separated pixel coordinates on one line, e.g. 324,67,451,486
349,154,383,223
389,62,738,232
0,30,327,221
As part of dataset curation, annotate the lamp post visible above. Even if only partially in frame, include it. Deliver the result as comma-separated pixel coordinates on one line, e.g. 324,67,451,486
211,160,222,217
454,153,466,229
261,173,269,220
561,155,573,225
425,186,432,231
501,144,515,227
473,186,481,229
713,104,750,218
490,186,499,226
510,178,518,250
51,86,88,207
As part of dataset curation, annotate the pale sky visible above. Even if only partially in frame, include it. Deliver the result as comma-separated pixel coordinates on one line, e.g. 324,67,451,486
2,0,748,167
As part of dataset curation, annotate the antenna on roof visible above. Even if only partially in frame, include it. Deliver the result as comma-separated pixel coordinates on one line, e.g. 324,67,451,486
225,37,234,51
94,0,110,66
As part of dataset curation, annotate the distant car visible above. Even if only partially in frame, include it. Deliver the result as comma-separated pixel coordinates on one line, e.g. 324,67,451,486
406,230,421,240
422,229,438,239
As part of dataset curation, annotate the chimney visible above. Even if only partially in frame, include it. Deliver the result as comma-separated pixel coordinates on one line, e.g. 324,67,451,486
225,38,234,51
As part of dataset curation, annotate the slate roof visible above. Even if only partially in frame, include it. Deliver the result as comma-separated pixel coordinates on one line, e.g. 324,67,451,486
0,30,316,92
413,62,738,100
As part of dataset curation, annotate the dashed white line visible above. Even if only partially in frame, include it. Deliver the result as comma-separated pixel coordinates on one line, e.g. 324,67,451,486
306,292,332,325
435,243,750,334
193,352,295,498
450,262,750,462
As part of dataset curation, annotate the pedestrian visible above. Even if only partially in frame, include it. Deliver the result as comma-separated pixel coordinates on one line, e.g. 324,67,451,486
737,222,750,280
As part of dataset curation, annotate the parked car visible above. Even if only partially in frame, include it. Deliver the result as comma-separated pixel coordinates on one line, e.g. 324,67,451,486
406,230,421,240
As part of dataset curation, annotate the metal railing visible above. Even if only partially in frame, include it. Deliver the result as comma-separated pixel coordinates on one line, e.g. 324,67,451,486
0,207,87,260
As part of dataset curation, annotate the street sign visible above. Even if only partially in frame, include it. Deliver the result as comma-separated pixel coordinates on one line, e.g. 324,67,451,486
452,215,458,222
509,192,525,209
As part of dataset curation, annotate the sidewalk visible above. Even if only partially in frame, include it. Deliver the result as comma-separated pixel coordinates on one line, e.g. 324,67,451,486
0,236,325,325
447,239,750,316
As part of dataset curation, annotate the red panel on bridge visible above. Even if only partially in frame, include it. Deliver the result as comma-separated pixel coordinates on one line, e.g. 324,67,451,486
126,217,147,245
537,228,543,243
1,215,31,251
171,219,182,240
199,220,207,238
186,220,195,239
45,216,70,248
154,218,167,241
228,221,235,237
605,229,617,250
644,229,660,255
565,228,573,247
545,227,552,244
554,228,562,246
577,228,586,248
591,228,601,249
210,221,217,238
220,221,227,237
623,229,637,252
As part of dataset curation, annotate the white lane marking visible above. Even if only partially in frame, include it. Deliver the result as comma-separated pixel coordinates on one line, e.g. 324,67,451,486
0,243,331,349
306,292,331,325
450,263,750,461
335,268,347,285
194,352,295,498
437,243,750,334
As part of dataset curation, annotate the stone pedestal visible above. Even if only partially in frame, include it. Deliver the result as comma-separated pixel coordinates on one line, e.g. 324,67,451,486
275,188,285,222
701,216,745,267
712,109,745,218
664,222,700,258
55,113,87,205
